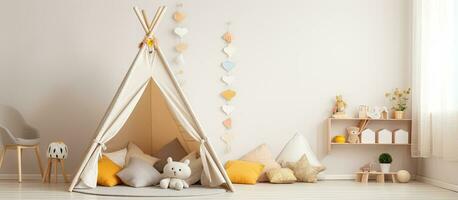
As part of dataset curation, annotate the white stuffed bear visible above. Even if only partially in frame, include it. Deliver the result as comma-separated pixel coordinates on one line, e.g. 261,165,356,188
159,157,191,190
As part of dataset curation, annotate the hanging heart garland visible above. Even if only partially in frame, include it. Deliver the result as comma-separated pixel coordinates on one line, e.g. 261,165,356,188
223,44,236,57
221,75,235,85
221,104,235,115
175,42,188,53
174,54,185,65
223,118,232,129
172,3,188,87
221,61,236,72
220,23,236,154
222,133,234,154
221,89,236,101
173,11,186,22
174,27,188,38
221,132,235,153
223,32,233,43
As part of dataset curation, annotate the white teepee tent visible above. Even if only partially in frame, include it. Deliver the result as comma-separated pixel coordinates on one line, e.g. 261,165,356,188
68,6,234,193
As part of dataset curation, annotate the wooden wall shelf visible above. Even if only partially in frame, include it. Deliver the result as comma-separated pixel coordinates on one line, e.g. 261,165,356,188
327,117,412,152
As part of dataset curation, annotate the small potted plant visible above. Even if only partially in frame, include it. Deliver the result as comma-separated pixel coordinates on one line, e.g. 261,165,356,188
385,88,411,119
378,153,392,173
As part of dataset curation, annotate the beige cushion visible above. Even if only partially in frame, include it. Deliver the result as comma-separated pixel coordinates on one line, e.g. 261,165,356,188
153,139,187,172
117,157,161,187
180,151,203,185
240,144,281,182
126,142,159,166
267,168,297,184
285,154,325,183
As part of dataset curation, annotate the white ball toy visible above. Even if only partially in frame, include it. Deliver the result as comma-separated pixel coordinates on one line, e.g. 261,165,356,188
47,142,68,159
396,170,411,183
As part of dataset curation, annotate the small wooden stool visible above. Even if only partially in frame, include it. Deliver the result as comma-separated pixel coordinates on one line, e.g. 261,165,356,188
355,171,397,183
43,142,69,183
43,158,69,183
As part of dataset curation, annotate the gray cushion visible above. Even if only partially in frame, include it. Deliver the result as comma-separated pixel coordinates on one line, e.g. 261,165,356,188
117,157,161,187
153,138,187,172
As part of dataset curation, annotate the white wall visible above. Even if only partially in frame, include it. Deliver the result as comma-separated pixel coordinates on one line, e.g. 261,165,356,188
0,0,412,176
418,158,458,186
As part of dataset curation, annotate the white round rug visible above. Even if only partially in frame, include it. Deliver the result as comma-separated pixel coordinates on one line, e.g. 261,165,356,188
74,185,227,197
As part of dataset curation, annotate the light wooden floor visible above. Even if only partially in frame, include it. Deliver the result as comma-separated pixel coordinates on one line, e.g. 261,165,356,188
0,180,456,200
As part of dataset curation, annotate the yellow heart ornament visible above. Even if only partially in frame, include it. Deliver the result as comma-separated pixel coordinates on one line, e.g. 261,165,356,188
221,89,236,101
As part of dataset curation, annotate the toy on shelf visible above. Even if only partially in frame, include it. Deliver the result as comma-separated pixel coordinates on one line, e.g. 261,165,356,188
380,107,389,119
346,127,360,144
394,129,409,144
333,135,346,144
332,95,348,118
377,129,393,144
43,141,69,183
358,105,369,118
361,129,376,144
367,106,382,119
360,162,376,172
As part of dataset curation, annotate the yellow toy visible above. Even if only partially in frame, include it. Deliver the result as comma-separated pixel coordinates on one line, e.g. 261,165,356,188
333,135,346,143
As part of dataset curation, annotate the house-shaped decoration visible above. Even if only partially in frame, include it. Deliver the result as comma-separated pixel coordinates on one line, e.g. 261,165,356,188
394,129,409,144
377,129,393,144
381,107,389,119
361,129,376,144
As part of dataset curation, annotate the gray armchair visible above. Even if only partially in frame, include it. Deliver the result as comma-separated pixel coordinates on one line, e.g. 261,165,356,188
0,105,43,182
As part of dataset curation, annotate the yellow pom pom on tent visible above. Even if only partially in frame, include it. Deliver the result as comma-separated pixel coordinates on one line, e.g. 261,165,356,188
146,38,155,47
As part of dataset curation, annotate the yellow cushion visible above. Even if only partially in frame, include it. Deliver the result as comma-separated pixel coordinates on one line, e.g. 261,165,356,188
225,160,264,184
97,156,122,187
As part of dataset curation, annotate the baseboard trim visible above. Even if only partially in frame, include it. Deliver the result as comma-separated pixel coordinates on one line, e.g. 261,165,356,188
416,175,458,192
318,174,355,180
0,174,71,181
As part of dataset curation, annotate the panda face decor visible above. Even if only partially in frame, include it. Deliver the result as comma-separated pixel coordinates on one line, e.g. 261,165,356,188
47,142,68,159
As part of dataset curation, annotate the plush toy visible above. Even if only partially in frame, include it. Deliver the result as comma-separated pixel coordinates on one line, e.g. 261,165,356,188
332,95,348,118
159,157,191,190
346,126,361,144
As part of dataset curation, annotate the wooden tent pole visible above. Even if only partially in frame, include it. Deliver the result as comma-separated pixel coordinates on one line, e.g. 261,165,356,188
133,7,148,33
141,10,151,30
148,7,163,32
148,6,166,37
154,45,235,192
